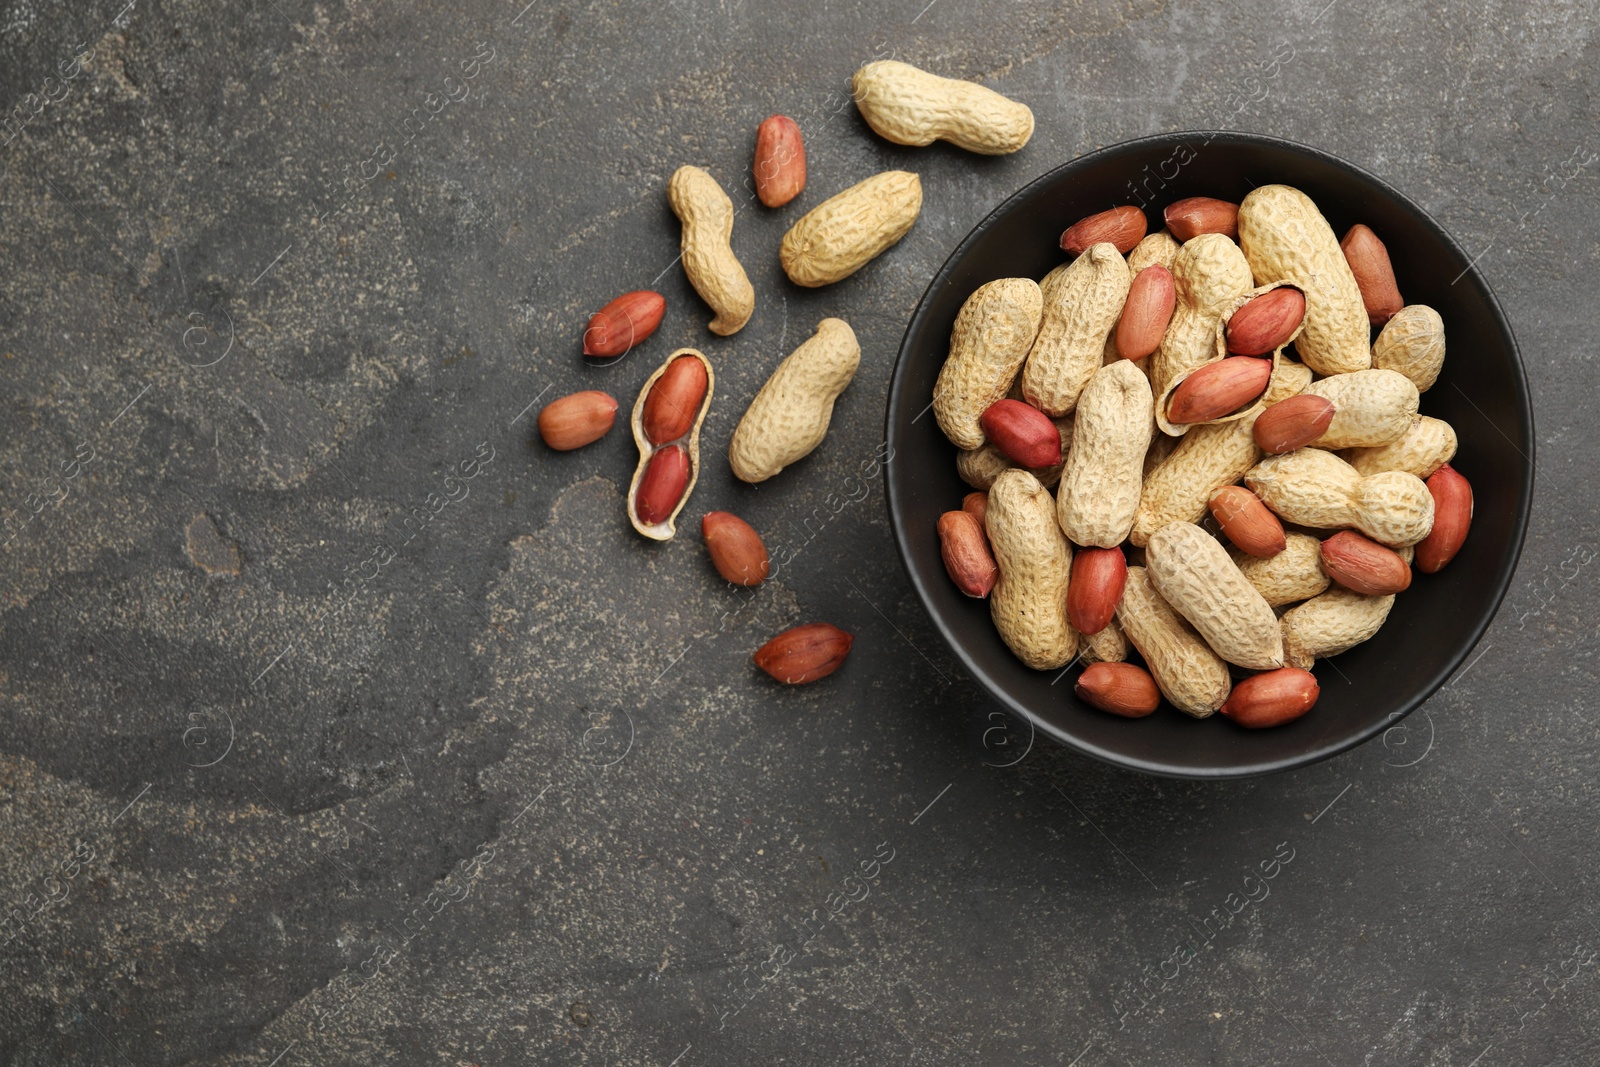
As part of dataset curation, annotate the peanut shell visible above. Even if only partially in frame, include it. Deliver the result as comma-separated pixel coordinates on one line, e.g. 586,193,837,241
986,469,1078,670
1145,522,1284,670
1372,304,1446,392
1021,243,1130,416
1057,360,1153,548
668,166,754,336
1230,533,1331,608
1236,184,1370,376
933,278,1045,450
779,170,922,287
1116,566,1231,718
850,60,1034,155
1304,369,1419,449
1342,416,1457,479
1246,449,1435,547
729,318,860,482
1129,358,1312,546
627,348,715,540
1149,233,1254,399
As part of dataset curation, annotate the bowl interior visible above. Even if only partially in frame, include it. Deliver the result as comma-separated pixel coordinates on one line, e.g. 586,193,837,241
885,132,1533,779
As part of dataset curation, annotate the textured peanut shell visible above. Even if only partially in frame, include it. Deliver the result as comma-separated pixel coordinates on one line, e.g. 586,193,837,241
1142,431,1178,479
1245,449,1435,547
1231,533,1330,607
1304,369,1419,449
1057,360,1153,548
957,416,1072,490
1236,185,1370,376
1145,522,1284,669
779,171,922,287
851,60,1034,155
1154,281,1300,436
1022,243,1130,416
1372,304,1446,392
728,318,860,483
1281,586,1397,669
1129,359,1312,546
1116,567,1231,717
1127,230,1181,274
986,470,1078,669
1342,416,1457,479
933,278,1045,450
626,348,715,541
667,166,754,336
1080,618,1129,664
1149,234,1254,399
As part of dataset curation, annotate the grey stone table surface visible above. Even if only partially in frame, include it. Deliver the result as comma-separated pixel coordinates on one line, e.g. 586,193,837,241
1,0,1596,1063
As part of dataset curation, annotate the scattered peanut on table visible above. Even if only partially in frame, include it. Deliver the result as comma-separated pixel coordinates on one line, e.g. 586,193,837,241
538,62,1477,725
668,166,755,336
627,349,713,541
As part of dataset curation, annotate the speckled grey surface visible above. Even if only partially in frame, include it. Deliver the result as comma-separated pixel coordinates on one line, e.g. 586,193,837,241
1,0,1597,1063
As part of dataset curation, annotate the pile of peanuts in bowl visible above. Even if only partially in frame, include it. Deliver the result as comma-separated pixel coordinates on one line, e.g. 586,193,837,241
932,189,1470,728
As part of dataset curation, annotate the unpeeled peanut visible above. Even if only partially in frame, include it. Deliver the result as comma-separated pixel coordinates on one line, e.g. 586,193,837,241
1165,356,1272,424
1303,369,1419,449
779,170,922,287
1342,416,1457,479
961,491,988,528
1253,394,1337,454
728,318,860,482
1225,287,1306,356
986,469,1077,669
1116,566,1231,718
1236,184,1370,376
1372,304,1446,392
980,399,1061,468
1246,448,1434,547
934,278,1044,450
1230,533,1330,607
1080,617,1130,664
1022,244,1130,416
1320,530,1413,596
1145,522,1284,670
851,60,1034,155
703,512,770,587
752,115,806,208
1209,485,1285,558
1056,360,1153,548
583,290,666,358
1127,230,1181,274
755,623,853,684
1280,583,1402,669
635,446,690,526
668,166,755,336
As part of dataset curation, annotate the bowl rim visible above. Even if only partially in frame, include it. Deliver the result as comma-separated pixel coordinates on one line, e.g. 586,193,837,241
883,129,1535,780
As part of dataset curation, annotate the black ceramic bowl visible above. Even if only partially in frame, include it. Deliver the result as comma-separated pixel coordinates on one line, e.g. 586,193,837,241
885,132,1533,779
